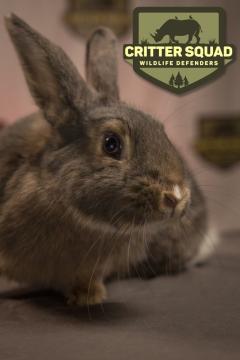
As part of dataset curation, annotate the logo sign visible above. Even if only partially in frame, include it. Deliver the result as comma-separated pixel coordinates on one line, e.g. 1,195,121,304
123,7,236,94
64,0,131,37
194,115,240,169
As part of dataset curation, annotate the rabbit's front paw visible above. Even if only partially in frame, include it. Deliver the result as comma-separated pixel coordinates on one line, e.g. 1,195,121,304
67,282,107,306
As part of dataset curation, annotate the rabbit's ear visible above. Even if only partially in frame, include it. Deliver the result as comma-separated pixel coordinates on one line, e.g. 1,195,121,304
86,28,119,101
5,14,92,128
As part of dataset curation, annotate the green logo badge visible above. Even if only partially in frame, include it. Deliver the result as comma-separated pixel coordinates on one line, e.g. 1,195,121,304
124,7,236,94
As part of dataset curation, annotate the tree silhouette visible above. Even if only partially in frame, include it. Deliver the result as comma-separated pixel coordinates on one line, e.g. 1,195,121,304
169,74,175,87
141,39,150,45
183,76,189,87
175,72,183,88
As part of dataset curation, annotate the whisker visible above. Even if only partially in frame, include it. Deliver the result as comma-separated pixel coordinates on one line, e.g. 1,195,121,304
142,217,158,277
183,213,221,269
204,195,240,219
162,93,209,126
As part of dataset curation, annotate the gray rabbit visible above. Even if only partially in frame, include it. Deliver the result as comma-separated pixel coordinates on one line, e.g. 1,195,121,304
0,14,218,306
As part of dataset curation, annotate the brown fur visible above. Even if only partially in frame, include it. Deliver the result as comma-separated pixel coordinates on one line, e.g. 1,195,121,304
0,14,210,306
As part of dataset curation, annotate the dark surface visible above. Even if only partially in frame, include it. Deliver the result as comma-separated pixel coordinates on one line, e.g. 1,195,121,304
0,233,239,360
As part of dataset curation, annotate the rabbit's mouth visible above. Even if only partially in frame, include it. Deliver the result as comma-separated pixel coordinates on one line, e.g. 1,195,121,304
126,181,191,225
72,179,190,232
96,197,188,230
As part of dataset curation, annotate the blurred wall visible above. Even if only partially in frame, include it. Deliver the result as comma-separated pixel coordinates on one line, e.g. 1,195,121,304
0,0,239,233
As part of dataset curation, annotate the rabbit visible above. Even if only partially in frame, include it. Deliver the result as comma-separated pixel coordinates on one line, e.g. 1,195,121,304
0,14,218,306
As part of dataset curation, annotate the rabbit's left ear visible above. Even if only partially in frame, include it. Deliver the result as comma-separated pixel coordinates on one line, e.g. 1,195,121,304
86,28,119,101
5,14,92,129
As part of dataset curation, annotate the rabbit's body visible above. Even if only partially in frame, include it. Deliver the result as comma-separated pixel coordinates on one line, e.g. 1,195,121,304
0,113,147,301
0,15,217,305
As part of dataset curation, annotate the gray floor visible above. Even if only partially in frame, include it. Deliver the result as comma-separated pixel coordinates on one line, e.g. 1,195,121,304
0,233,239,360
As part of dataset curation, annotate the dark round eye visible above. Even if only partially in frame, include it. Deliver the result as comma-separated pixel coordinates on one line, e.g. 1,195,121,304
103,133,122,158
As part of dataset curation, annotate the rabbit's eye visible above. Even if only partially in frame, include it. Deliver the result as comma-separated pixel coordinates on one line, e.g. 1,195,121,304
103,132,122,159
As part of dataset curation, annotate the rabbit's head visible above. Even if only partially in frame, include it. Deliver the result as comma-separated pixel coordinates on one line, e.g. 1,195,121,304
6,15,191,229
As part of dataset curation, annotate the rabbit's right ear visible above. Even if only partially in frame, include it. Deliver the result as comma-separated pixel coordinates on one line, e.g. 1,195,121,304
86,28,119,101
5,14,92,129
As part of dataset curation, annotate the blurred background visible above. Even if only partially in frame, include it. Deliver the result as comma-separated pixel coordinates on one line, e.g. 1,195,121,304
0,0,239,235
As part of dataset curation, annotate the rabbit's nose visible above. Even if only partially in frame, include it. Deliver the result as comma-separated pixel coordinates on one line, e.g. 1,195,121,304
162,185,189,213
163,192,179,209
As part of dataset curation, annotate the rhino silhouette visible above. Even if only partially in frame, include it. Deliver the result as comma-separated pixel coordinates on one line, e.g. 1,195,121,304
151,18,202,44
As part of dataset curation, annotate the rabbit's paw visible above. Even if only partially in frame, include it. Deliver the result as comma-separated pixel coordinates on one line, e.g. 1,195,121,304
67,282,107,306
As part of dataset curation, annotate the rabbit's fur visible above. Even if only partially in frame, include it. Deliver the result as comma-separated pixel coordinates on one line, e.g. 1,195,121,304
0,14,216,305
